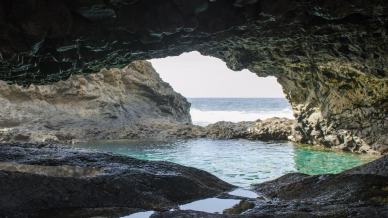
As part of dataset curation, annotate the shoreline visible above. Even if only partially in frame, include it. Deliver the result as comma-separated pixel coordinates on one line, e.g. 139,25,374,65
0,142,386,217
1,116,383,156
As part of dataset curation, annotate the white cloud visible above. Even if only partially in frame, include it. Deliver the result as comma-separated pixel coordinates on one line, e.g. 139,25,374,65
149,51,285,98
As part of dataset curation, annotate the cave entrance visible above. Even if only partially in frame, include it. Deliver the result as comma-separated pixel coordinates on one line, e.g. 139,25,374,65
149,51,293,126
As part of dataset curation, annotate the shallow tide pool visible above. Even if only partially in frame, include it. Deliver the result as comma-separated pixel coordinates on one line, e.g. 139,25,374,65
75,139,375,187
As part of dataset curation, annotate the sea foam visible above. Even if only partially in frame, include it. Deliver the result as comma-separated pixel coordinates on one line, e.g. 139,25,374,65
190,108,294,126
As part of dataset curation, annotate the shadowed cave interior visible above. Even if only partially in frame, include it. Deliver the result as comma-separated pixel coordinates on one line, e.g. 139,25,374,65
0,0,387,217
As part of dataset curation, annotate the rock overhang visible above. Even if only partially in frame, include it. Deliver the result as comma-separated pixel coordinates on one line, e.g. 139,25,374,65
0,0,387,153
0,0,386,84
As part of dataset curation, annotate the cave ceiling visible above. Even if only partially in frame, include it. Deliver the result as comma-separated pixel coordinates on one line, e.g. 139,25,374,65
0,0,386,85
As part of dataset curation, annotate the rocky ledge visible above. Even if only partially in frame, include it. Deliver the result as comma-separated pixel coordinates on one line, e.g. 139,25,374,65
205,117,294,140
0,143,233,218
123,117,295,141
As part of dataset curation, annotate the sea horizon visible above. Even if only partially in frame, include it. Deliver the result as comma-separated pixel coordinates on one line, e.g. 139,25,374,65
188,97,293,126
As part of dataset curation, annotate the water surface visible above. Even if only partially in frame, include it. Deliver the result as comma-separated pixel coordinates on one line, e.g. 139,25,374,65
75,139,373,187
180,198,240,213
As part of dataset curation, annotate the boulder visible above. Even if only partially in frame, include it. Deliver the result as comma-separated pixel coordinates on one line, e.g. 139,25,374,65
0,143,233,217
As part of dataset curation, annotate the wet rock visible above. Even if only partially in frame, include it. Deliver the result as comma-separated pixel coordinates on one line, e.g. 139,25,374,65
154,156,388,217
0,143,233,217
249,156,388,217
345,155,388,176
254,173,388,202
36,207,142,218
223,200,255,215
0,142,386,218
252,172,310,196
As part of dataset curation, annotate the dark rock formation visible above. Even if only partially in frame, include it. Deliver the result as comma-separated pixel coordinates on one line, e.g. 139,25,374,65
345,154,388,176
0,143,233,217
0,142,386,218
152,155,388,217
0,60,191,143
249,156,388,217
0,0,386,153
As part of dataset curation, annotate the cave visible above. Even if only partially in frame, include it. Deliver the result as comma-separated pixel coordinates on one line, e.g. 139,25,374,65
1,0,386,154
0,0,387,217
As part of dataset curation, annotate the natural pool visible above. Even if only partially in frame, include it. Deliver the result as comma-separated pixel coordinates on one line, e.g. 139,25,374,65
75,139,375,187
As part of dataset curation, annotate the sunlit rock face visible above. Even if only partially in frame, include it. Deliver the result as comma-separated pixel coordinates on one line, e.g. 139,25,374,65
284,66,387,154
0,61,191,143
0,0,387,153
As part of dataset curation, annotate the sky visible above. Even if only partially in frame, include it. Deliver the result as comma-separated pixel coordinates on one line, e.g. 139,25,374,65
149,51,285,98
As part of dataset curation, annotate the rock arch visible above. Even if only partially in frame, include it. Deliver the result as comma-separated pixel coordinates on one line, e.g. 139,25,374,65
0,0,387,153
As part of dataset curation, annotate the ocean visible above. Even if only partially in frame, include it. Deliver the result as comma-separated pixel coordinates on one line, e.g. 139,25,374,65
188,98,294,126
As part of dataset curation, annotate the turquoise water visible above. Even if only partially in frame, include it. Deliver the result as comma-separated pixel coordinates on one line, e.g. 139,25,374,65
75,139,374,187
293,146,374,175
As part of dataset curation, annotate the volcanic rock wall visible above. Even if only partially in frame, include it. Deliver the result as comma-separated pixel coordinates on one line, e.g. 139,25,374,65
0,0,387,153
0,61,191,143
281,63,387,154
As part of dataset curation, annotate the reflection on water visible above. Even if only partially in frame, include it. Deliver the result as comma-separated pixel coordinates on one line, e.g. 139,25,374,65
180,198,240,213
228,188,259,198
121,197,244,218
121,211,154,218
75,139,374,187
